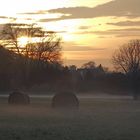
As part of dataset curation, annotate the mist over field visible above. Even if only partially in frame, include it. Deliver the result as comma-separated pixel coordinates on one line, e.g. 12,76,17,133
0,95,140,140
0,0,140,139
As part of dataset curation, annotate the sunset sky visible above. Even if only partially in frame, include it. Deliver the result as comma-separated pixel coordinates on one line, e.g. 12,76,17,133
0,0,140,68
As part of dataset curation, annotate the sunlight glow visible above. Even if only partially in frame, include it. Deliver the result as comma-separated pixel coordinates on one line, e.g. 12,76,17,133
0,0,135,68
18,36,29,48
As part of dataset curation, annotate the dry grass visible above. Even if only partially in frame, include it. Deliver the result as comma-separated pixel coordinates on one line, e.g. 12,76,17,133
0,96,140,140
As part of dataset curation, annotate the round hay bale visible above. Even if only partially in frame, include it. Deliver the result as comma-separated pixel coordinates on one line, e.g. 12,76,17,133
52,92,79,109
8,91,30,105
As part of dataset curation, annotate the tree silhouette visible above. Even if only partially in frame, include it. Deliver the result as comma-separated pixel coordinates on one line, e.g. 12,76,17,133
0,23,62,89
112,40,140,74
81,61,96,69
0,23,62,63
26,34,61,63
112,39,140,100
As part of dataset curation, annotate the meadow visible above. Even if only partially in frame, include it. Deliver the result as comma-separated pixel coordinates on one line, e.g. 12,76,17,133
0,95,140,140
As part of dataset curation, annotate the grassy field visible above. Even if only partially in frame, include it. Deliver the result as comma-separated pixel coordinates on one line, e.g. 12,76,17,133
0,96,140,140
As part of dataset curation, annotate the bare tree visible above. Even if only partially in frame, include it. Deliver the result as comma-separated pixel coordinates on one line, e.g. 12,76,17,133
112,40,140,74
112,39,140,100
0,23,24,54
0,23,62,89
26,33,62,63
0,23,62,63
81,61,96,69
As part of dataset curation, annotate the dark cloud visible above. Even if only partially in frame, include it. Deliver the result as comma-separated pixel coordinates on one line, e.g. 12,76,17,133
63,45,106,51
98,36,109,38
17,0,140,22
0,16,33,22
39,0,140,22
78,26,93,30
18,11,46,15
38,14,73,22
39,18,61,22
0,16,16,20
0,16,9,19
95,28,140,35
115,34,140,37
75,28,140,37
107,20,140,26
97,28,140,36
23,18,34,21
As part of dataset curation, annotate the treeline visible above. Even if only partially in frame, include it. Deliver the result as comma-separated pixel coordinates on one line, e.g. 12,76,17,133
0,46,135,95
61,65,133,95
0,46,63,91
0,23,63,92
0,22,140,98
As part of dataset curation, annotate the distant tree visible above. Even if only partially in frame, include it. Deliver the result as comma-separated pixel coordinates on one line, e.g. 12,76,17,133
81,61,96,69
112,39,140,100
96,64,107,73
69,65,77,71
112,40,140,74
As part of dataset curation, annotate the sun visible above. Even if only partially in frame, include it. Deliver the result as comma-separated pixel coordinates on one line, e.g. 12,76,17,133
18,36,29,47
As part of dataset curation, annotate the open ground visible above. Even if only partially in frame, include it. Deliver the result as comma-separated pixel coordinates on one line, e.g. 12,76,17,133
0,95,140,140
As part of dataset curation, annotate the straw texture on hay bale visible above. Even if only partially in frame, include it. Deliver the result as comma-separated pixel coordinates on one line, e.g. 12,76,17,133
8,91,30,105
52,91,79,109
